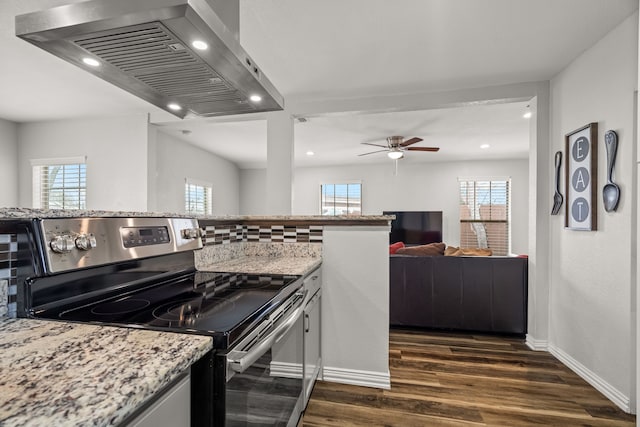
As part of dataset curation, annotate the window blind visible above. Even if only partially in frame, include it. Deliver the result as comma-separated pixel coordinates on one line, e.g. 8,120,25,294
37,163,87,209
185,181,212,215
320,183,362,216
459,179,509,256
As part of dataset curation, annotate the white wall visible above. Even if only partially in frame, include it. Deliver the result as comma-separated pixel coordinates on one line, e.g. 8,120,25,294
637,8,640,417
549,12,637,411
150,128,241,215
242,158,529,254
266,111,294,214
0,118,18,207
240,168,267,215
17,115,148,211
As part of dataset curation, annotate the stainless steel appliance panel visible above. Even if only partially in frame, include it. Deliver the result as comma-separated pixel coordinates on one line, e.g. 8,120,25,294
226,315,304,426
15,0,284,118
203,288,306,426
39,217,202,273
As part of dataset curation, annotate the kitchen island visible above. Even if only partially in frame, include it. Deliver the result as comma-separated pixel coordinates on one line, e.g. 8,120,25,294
0,318,212,427
0,209,392,393
196,216,391,390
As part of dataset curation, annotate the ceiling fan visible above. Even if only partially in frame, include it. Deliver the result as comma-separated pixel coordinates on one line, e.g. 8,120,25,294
358,136,440,160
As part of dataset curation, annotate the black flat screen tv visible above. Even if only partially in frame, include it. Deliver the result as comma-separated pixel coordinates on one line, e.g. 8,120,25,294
384,211,443,245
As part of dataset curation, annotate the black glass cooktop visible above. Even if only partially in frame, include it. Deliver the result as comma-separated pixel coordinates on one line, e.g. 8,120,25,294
37,272,301,348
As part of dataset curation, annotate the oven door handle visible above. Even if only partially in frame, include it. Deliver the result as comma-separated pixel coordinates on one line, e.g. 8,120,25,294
227,290,307,374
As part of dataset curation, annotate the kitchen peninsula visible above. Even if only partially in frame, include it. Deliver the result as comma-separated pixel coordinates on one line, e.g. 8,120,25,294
195,214,392,389
0,209,392,425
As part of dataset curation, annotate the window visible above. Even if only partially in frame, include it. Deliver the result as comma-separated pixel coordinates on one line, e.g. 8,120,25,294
458,179,510,256
320,183,361,216
32,158,86,209
185,179,212,215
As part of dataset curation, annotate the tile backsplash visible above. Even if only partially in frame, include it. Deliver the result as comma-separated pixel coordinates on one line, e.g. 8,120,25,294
202,224,244,245
0,234,18,318
201,223,323,246
0,279,7,317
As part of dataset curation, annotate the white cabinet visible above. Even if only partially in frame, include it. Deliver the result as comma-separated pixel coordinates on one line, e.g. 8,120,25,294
303,269,322,406
123,372,190,427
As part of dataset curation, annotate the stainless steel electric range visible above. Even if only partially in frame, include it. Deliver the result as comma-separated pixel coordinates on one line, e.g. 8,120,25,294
5,216,306,427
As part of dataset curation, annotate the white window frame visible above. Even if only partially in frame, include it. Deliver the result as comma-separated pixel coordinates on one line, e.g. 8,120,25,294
185,178,213,215
458,176,511,255
31,156,87,209
320,181,362,216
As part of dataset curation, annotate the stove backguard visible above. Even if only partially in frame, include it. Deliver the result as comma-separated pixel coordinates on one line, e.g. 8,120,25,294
38,217,202,274
0,216,203,318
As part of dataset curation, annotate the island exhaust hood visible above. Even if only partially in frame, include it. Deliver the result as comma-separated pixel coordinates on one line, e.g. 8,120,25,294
15,0,284,118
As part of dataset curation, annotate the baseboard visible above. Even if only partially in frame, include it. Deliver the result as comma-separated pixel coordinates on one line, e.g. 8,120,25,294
548,344,631,413
322,366,391,390
525,334,548,351
270,361,303,379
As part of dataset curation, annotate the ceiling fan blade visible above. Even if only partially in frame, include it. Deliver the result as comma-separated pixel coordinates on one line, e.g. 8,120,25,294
406,146,440,152
400,137,423,147
358,149,388,156
361,142,388,148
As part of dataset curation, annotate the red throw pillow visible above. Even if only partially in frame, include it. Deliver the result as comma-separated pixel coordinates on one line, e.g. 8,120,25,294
396,242,446,256
389,241,405,254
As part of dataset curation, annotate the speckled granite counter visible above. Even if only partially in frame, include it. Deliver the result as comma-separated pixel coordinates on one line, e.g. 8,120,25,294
0,208,191,219
195,242,321,276
199,256,321,276
0,208,392,225
0,318,212,427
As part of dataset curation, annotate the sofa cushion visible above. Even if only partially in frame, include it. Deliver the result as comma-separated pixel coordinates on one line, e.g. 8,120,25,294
396,242,445,256
445,246,493,256
389,241,405,254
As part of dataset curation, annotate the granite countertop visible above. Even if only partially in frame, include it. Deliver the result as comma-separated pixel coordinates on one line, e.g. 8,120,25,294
199,256,322,276
0,208,192,219
0,207,392,223
0,318,212,427
201,215,392,222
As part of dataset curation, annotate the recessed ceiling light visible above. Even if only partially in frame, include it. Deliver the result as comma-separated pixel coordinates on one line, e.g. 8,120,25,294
167,103,182,111
249,95,262,103
82,57,100,67
306,151,314,156
480,144,490,149
523,111,532,119
192,40,208,50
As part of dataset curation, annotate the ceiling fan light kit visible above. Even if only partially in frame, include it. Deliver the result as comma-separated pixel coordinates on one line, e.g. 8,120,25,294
388,150,403,160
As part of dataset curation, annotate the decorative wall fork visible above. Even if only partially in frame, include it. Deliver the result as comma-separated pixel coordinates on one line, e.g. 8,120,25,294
551,151,563,215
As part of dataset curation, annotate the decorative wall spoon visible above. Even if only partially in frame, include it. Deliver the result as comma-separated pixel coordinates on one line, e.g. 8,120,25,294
603,130,620,212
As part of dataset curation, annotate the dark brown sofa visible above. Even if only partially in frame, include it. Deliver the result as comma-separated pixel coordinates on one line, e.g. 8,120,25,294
389,254,528,334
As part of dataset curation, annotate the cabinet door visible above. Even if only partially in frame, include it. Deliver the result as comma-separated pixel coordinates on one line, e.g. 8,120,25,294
126,373,190,427
303,290,321,405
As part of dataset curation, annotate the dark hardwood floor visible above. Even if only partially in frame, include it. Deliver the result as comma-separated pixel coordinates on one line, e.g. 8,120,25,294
302,328,636,426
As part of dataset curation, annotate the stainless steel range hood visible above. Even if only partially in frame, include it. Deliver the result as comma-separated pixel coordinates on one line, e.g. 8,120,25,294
15,0,284,118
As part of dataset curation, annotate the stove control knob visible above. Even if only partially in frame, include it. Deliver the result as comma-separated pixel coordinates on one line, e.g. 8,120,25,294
181,228,201,239
75,233,97,251
50,235,74,253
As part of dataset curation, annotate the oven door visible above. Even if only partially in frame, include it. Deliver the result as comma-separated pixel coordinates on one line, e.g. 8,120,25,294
213,289,306,427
